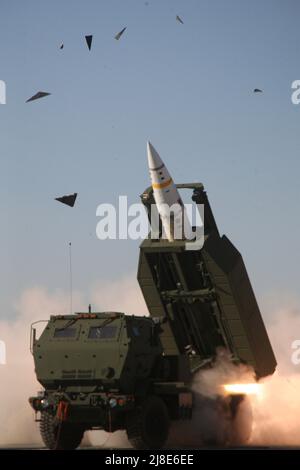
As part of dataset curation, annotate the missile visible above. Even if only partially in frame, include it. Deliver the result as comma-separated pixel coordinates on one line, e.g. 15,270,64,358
147,141,193,241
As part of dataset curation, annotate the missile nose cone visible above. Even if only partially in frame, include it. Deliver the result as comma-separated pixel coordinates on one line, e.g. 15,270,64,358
147,141,163,170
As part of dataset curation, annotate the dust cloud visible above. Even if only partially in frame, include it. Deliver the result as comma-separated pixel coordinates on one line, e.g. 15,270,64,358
0,287,84,446
249,302,300,446
186,301,300,447
1,281,300,447
0,276,144,447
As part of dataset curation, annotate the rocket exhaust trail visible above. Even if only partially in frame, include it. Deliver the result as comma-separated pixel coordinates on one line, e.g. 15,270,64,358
147,141,193,241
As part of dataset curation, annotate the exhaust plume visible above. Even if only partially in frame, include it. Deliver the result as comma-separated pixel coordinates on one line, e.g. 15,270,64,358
1,282,300,447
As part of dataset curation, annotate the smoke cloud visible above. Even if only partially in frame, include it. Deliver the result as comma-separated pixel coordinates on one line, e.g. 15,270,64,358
1,280,300,447
0,276,144,447
249,297,300,446
0,287,84,446
185,296,300,447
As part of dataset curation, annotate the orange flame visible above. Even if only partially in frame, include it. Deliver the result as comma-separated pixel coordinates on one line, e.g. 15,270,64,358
223,383,262,396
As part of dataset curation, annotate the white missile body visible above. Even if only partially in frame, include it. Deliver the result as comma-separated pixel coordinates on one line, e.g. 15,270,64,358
147,141,193,241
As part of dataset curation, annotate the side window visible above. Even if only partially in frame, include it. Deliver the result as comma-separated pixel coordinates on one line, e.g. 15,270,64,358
132,326,140,337
88,325,118,339
53,328,77,339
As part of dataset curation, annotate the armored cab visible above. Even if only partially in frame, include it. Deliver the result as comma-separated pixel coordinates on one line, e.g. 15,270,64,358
30,312,172,449
31,312,163,394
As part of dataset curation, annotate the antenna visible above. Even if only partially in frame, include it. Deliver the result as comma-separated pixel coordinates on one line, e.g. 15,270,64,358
69,242,73,314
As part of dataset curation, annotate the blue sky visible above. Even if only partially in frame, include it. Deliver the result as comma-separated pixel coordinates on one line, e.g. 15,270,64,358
1,0,300,319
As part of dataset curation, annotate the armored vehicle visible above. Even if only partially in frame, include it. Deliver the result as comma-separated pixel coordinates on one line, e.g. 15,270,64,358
29,183,276,449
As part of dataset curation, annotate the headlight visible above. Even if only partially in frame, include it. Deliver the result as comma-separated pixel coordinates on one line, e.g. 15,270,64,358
109,398,117,408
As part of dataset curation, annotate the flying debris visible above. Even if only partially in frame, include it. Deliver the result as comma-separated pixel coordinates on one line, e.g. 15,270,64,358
26,91,51,103
85,35,93,50
176,15,184,24
114,27,127,41
55,193,78,207
254,88,263,93
59,43,64,50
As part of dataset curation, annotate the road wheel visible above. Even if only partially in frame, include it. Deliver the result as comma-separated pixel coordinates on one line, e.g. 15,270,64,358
126,396,170,449
229,395,253,445
201,397,231,446
40,411,84,450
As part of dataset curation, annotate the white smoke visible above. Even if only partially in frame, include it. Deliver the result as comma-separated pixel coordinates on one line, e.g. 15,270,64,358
1,280,300,447
185,297,300,447
0,276,144,447
0,287,84,446
249,298,300,445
